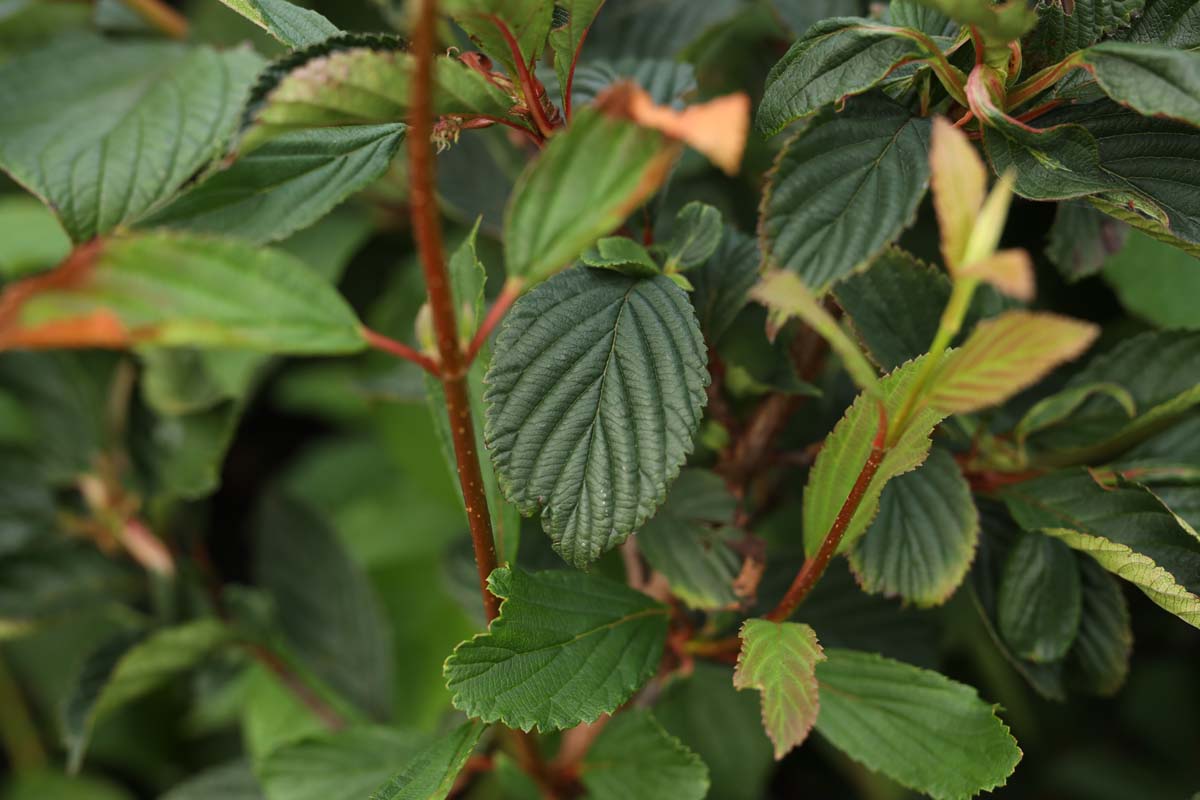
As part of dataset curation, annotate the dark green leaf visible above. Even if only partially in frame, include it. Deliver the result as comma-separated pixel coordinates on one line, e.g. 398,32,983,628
664,202,723,271
1068,555,1132,695
815,649,1022,800
578,710,709,800
217,0,340,48
0,542,134,638
850,448,980,607
0,33,262,242
688,227,760,346
1044,199,1129,281
997,532,1083,662
443,567,669,731
761,95,931,293
889,0,958,36
369,723,484,800
485,267,707,567
1125,0,1200,48
143,124,405,245
1079,42,1200,127
1023,0,1145,71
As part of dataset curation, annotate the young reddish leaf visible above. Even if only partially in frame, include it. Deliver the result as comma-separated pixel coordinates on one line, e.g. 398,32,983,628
733,619,825,759
959,249,1036,301
926,311,1099,415
930,117,987,271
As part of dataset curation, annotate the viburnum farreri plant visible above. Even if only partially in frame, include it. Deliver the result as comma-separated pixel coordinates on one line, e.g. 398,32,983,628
0,0,1198,798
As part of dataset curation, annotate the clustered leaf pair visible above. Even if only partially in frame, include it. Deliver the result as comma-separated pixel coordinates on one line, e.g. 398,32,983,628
0,0,1198,799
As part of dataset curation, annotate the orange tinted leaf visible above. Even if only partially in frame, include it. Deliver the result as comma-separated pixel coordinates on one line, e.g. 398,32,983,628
930,117,987,271
959,248,1035,301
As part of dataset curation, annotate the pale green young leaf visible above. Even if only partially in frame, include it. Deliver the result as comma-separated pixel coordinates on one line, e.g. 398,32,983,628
997,533,1083,662
756,19,937,136
0,233,367,355
733,620,825,759
929,117,987,272
579,710,709,800
815,649,1022,800
1080,42,1200,127
664,202,723,272
549,0,607,95
638,469,740,610
803,353,950,556
911,0,1036,41
925,311,1099,415
0,197,70,280
1104,229,1200,330
444,0,555,75
504,107,676,283
448,218,487,341
0,33,263,242
485,267,707,567
261,727,425,800
143,125,405,245
243,38,519,150
581,236,661,277
444,567,669,731
217,0,340,48
849,448,980,607
370,723,485,800
64,620,232,771
760,95,931,293
1003,470,1200,629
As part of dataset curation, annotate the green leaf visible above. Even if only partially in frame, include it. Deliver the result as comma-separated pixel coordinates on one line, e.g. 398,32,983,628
1003,470,1200,629
485,267,707,567
664,202,723,272
581,236,661,277
815,649,1022,800
757,19,937,136
760,95,931,293
443,567,669,731
925,310,1099,414
449,218,488,342
243,37,519,150
217,0,340,48
566,58,696,110
0,541,134,638
0,233,367,354
638,469,740,610
64,620,232,771
579,710,709,800
142,124,405,245
1068,555,1132,696
997,532,1083,662
0,450,55,554
849,448,980,607
504,107,675,283
254,493,393,719
910,0,1036,41
161,762,263,800
889,0,958,36
1103,229,1200,329
1014,382,1137,450
1125,0,1200,48
0,196,70,280
0,33,262,242
733,619,825,759
1023,0,1145,71
444,0,554,75
369,722,484,800
689,228,760,346
803,353,950,556
549,0,606,95
1044,199,1129,281
261,727,424,800
1,772,133,800
1079,42,1200,127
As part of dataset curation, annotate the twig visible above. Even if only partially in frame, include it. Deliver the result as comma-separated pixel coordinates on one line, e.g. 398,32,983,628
122,0,189,39
362,326,441,376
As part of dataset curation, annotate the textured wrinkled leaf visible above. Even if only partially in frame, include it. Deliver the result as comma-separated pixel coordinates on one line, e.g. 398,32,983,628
64,620,232,771
0,233,366,354
1125,0,1200,48
369,723,484,800
733,620,824,759
803,354,950,556
0,33,262,242
0,450,55,554
549,0,607,96
1079,42,1200,127
997,532,1083,662
161,762,263,800
581,236,660,277
243,37,518,149
254,493,393,719
262,727,425,800
1104,229,1200,329
1044,199,1129,281
504,107,675,283
485,267,707,566
850,448,980,607
889,0,958,35
579,710,709,800
1023,0,1145,71
444,0,554,75
815,649,1022,800
638,469,740,610
0,196,70,280
217,0,340,47
761,95,931,293
689,228,760,346
1003,470,1200,628
757,19,935,136
143,124,405,244
925,311,1099,414
665,202,723,271
444,567,669,730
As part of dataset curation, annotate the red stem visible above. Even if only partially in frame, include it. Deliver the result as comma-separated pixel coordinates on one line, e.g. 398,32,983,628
488,15,556,139
362,327,441,376
247,644,347,731
765,401,889,623
412,0,501,622
465,279,522,365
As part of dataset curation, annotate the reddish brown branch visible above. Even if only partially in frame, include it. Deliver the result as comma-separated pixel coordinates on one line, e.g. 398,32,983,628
488,15,556,139
362,327,441,376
